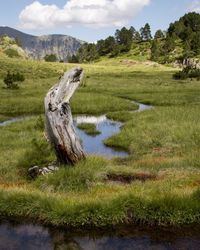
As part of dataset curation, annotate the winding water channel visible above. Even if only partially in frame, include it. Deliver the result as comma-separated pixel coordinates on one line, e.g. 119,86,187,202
0,102,152,158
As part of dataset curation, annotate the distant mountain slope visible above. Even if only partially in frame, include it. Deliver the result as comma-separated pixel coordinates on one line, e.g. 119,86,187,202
0,36,28,59
0,26,83,61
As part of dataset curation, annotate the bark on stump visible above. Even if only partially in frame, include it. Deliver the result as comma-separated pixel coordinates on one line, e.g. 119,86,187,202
45,67,86,165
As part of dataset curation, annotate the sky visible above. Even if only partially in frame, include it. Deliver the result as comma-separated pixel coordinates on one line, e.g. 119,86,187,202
0,0,200,42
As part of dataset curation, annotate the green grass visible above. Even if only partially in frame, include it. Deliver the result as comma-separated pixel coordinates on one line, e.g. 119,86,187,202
107,110,136,122
77,123,101,136
0,114,14,122
105,105,200,159
0,55,200,227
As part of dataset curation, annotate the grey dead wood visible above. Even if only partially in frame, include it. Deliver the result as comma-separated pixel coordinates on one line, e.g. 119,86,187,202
44,67,86,165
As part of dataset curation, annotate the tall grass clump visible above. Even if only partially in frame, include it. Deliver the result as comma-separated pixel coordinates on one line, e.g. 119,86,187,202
34,157,108,193
17,117,55,175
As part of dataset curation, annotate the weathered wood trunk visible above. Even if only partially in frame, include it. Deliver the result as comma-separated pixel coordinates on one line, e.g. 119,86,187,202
45,67,86,165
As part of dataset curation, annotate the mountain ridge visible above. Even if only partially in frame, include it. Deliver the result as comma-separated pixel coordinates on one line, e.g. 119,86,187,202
0,26,84,61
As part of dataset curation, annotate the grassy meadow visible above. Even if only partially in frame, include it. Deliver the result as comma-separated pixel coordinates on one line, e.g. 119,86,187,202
0,54,200,227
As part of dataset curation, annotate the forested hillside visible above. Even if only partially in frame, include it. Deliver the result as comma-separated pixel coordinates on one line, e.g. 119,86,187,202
72,12,200,64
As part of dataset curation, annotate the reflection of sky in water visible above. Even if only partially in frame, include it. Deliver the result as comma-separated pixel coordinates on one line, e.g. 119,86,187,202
135,102,152,112
74,118,128,158
0,221,200,250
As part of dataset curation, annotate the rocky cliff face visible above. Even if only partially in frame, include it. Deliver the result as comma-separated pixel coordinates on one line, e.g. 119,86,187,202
0,26,83,61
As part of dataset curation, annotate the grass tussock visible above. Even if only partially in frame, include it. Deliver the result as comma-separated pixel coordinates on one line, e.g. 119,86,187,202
77,123,101,136
34,157,107,193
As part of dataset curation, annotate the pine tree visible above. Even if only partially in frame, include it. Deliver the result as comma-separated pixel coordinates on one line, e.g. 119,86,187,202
163,35,176,52
77,43,99,62
154,30,164,39
134,31,142,42
115,27,133,52
104,36,116,54
191,32,200,55
130,26,142,42
140,23,152,41
151,40,161,61
130,26,136,38
96,39,106,56
167,12,200,55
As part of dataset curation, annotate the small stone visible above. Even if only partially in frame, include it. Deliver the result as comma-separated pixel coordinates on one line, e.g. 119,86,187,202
41,171,46,176
28,166,39,178
42,167,50,173
48,165,56,171
28,164,59,178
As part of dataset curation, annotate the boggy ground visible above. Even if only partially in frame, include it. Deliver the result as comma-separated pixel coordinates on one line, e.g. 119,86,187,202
0,55,200,227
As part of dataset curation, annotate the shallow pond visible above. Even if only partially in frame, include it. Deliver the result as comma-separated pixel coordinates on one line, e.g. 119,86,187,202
0,220,200,250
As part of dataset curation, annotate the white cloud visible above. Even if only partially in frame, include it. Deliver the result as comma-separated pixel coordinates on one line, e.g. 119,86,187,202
189,0,200,13
19,0,150,29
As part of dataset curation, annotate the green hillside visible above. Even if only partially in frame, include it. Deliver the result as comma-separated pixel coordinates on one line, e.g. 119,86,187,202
74,12,200,66
0,36,27,59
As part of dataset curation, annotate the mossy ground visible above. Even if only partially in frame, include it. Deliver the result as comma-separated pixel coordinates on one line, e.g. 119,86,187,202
0,56,200,227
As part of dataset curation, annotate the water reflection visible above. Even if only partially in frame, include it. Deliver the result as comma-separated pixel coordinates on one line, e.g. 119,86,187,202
74,116,128,158
134,102,152,112
0,221,200,250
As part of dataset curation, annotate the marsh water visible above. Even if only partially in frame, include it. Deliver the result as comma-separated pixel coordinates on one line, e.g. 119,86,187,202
0,102,152,158
74,102,152,157
0,220,200,250
74,115,128,158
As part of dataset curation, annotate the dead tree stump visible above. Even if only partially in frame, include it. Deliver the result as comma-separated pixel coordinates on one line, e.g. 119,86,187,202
44,67,86,165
